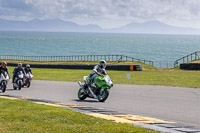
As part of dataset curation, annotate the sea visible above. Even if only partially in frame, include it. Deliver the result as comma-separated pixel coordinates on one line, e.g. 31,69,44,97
1,31,200,68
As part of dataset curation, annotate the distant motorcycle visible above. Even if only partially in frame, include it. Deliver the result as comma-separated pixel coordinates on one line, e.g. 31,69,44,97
0,71,9,92
13,71,24,90
78,75,113,102
23,72,33,88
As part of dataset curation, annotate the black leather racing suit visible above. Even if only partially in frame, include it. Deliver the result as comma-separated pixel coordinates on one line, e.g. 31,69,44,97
12,67,25,83
25,68,32,74
0,66,10,79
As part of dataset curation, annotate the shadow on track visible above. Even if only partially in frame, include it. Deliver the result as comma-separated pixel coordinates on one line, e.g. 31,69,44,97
72,99,99,103
2,88,16,92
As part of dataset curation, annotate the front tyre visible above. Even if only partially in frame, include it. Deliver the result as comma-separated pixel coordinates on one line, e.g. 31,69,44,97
78,88,87,100
18,80,22,90
13,84,17,90
1,82,6,93
98,89,109,102
27,81,31,88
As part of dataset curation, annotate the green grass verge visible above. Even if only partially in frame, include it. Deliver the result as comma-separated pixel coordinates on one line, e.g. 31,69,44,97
0,98,157,133
7,66,200,88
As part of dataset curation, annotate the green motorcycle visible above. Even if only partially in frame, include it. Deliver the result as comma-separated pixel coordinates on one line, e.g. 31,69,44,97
78,75,113,102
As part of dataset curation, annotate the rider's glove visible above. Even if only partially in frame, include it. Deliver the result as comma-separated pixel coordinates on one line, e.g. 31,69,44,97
100,74,104,77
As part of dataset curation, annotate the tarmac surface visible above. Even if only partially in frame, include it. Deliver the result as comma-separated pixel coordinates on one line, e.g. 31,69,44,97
4,80,200,129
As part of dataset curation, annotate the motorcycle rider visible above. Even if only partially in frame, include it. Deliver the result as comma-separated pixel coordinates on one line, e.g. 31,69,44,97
86,60,107,85
0,61,10,79
12,63,25,83
24,64,32,74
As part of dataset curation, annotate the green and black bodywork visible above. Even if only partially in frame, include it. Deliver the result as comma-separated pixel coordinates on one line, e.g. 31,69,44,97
78,75,113,102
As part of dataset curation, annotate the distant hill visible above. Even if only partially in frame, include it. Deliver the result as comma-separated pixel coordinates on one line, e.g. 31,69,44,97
0,18,102,32
109,20,200,34
1,19,200,34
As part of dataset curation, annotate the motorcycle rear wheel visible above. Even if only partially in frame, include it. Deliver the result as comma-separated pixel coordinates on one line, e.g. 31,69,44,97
78,88,87,100
98,89,109,102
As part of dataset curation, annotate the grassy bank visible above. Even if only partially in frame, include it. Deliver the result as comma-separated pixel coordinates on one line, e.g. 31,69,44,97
187,59,200,63
7,66,200,88
0,98,156,133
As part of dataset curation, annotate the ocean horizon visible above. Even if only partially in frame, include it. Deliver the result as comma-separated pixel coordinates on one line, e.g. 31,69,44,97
1,31,200,67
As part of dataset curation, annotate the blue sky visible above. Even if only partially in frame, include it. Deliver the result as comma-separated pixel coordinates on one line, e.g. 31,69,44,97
1,0,200,28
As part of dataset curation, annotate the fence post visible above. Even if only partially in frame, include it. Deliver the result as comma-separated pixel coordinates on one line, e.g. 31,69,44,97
195,52,197,60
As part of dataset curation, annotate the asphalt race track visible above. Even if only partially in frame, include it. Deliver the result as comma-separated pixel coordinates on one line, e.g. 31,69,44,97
4,80,200,130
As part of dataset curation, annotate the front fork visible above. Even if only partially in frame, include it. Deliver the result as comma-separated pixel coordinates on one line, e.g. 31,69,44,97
78,81,84,89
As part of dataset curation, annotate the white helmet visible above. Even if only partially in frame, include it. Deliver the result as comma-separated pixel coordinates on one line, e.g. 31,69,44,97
99,60,106,69
26,64,30,68
18,63,22,68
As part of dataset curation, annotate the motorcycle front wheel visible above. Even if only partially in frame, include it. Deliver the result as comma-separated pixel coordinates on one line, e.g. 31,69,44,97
98,89,109,102
27,81,31,88
78,88,87,100
18,80,22,90
13,84,17,90
1,82,6,93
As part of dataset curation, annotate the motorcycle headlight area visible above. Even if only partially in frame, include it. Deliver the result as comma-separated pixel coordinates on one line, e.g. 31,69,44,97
106,79,112,86
18,75,24,79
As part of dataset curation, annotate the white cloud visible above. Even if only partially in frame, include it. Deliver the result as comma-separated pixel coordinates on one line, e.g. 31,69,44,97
1,0,200,28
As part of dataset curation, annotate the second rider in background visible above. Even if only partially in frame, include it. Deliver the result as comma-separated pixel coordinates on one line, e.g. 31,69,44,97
12,63,25,83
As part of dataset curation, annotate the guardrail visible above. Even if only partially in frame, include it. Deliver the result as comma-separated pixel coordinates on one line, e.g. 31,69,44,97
7,63,142,71
0,55,154,66
174,51,200,67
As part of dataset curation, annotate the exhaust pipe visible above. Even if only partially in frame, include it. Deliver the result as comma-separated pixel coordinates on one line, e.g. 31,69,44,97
88,86,97,99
